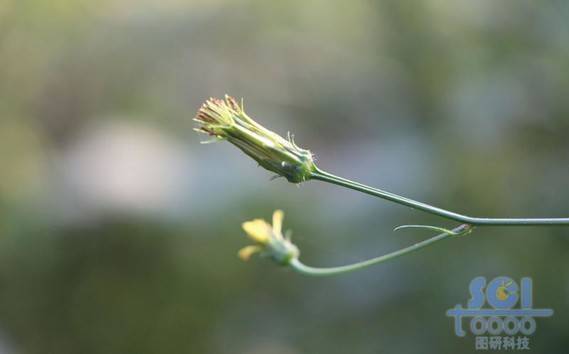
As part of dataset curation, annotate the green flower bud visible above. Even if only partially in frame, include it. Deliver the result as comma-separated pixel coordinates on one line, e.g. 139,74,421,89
194,95,316,183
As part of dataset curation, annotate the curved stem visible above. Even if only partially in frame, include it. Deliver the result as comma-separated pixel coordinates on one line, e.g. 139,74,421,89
288,224,472,276
311,168,569,226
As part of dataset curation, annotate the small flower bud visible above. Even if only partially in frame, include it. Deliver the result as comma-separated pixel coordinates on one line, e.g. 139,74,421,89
194,95,316,183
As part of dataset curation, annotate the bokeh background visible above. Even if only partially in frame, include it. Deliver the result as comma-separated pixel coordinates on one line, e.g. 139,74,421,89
1,0,568,353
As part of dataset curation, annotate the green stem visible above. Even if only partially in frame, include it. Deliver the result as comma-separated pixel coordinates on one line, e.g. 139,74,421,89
311,168,569,226
289,224,472,276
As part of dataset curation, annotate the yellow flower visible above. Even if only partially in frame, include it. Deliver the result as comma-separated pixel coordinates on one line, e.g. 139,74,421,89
194,96,316,183
238,210,299,264
242,218,273,245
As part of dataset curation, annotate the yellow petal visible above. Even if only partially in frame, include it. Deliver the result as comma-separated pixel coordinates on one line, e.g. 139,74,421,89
272,209,284,237
242,219,272,244
238,245,262,261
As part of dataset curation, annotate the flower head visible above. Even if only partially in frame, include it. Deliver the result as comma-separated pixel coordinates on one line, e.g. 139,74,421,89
194,95,316,183
239,210,299,265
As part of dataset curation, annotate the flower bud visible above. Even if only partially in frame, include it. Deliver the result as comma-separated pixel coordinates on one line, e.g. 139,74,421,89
194,95,316,183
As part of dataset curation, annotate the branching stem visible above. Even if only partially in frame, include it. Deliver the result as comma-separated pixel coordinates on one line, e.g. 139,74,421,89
289,224,472,276
311,168,569,226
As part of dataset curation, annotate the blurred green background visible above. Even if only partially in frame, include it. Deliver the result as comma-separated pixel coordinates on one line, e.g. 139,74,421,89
0,0,568,353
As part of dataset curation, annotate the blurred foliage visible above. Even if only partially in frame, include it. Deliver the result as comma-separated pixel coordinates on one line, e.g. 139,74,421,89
0,0,568,353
